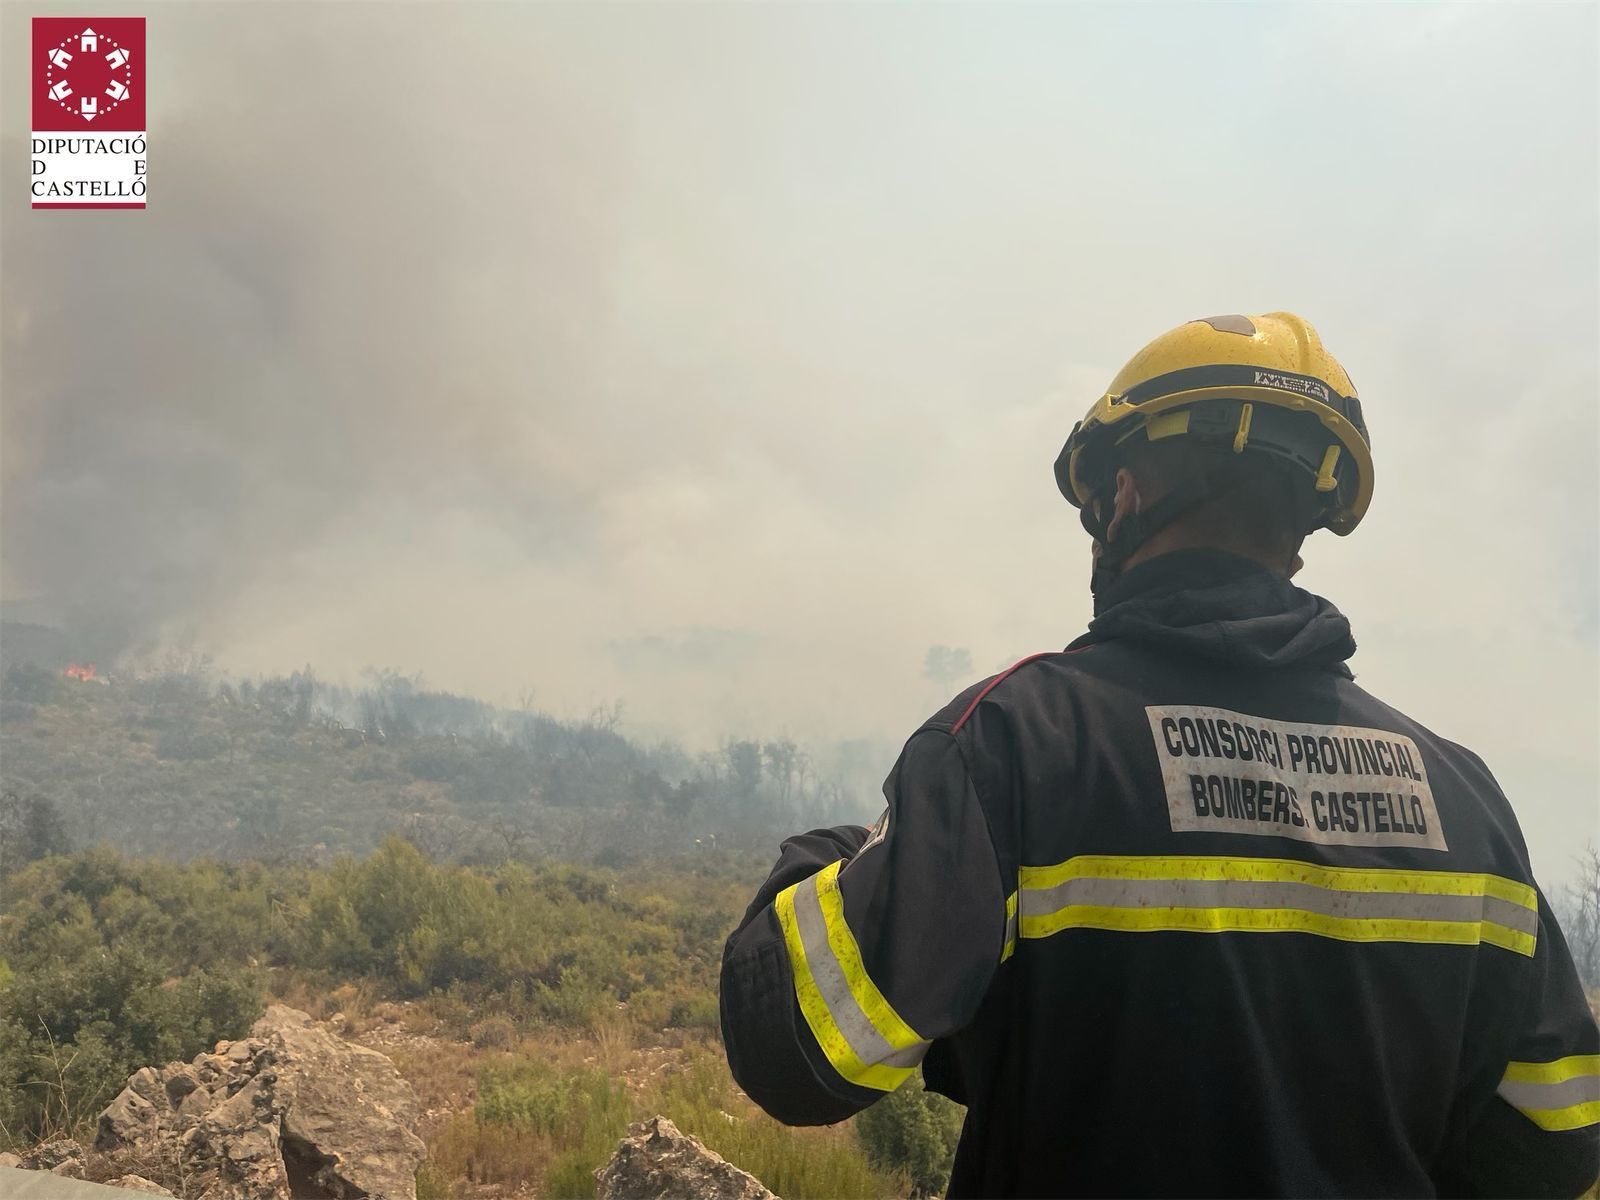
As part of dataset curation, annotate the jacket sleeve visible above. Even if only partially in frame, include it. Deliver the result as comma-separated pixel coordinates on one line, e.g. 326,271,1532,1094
719,729,1007,1125
1438,891,1599,1197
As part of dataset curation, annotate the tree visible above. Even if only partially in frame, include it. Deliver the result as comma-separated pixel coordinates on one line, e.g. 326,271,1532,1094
1554,843,1600,990
0,791,71,879
724,741,762,799
923,645,973,690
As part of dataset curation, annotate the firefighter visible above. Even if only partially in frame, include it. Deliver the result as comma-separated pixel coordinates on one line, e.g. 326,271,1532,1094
719,312,1600,1197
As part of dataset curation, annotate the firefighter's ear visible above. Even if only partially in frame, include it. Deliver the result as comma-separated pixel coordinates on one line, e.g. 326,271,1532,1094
1104,468,1141,545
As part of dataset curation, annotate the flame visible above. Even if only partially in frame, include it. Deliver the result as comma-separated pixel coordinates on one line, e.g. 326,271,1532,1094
63,663,97,681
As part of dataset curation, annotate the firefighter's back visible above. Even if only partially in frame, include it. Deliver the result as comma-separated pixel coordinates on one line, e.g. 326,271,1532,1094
939,627,1577,1198
721,311,1599,1198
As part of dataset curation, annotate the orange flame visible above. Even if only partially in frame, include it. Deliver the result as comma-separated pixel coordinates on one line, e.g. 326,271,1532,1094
63,663,97,681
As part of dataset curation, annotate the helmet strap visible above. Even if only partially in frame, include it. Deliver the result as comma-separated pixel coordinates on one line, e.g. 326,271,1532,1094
1082,467,1238,612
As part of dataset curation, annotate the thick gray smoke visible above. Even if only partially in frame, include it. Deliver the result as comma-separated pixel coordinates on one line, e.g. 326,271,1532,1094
1,4,1595,890
2,6,636,662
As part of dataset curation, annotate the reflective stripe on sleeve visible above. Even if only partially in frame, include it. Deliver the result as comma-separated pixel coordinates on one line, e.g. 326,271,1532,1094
1015,856,1537,956
1498,1056,1600,1131
773,860,929,1092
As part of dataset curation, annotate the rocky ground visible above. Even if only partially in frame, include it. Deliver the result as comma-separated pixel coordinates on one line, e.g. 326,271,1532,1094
4,1005,426,1199
1,1007,762,1200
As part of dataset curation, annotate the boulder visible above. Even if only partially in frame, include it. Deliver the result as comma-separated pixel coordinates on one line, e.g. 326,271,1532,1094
254,1003,425,1199
92,1005,424,1200
180,1071,291,1199
0,1151,20,1169
595,1116,777,1200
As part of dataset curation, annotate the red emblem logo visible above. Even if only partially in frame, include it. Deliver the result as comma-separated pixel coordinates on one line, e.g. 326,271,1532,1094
32,17,145,132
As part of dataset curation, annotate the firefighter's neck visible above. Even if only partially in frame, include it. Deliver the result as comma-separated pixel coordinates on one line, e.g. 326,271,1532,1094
1102,468,1303,578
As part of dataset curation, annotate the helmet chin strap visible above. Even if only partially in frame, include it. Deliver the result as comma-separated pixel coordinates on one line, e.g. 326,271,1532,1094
1081,468,1238,614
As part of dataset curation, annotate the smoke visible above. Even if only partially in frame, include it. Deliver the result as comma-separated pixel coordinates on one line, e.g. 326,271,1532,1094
2,6,635,660
1,4,1596,888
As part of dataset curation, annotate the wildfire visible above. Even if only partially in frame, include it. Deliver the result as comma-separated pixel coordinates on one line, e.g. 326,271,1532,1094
63,663,97,681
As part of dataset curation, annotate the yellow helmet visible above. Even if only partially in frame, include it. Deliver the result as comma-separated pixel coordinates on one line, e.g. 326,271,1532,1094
1054,312,1373,537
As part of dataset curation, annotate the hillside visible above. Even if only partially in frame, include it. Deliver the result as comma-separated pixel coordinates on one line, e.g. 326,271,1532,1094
0,659,973,1195
0,661,867,864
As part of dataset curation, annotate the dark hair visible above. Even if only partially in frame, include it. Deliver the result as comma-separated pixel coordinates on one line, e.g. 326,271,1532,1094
1120,438,1310,563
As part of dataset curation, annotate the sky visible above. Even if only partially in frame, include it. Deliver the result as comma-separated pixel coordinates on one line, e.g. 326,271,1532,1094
2,2,1596,884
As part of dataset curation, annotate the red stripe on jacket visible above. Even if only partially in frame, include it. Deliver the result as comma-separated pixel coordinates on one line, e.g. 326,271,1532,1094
949,651,1063,735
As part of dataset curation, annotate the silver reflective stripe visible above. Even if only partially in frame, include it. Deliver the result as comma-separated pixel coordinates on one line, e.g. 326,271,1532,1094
1498,1075,1600,1113
1019,875,1538,935
790,873,928,1070
1002,894,1018,960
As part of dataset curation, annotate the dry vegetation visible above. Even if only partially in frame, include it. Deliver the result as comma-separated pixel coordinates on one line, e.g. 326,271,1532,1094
0,840,960,1198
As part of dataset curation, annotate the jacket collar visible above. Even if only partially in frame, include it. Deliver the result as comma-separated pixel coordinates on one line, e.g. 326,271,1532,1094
1069,549,1358,677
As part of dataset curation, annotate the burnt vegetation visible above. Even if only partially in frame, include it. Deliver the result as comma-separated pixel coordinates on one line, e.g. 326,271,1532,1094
0,658,862,866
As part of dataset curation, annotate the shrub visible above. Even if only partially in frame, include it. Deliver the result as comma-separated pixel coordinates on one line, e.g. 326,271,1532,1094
854,1073,964,1197
666,992,720,1033
429,1059,632,1197
153,727,228,761
468,1014,517,1050
1,664,60,705
0,701,38,726
0,854,267,1142
403,746,467,782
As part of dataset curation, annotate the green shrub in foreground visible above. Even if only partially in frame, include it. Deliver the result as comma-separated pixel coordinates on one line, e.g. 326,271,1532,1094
854,1072,965,1197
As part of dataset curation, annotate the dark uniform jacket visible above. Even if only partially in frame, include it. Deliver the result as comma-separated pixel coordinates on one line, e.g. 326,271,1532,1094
720,550,1600,1197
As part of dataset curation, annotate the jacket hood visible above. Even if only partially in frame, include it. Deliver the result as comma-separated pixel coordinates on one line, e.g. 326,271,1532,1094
1070,549,1357,676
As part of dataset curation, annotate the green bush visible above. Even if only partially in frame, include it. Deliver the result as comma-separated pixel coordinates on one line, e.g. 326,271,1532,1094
854,1073,965,1197
0,853,266,1143
468,1060,632,1197
667,992,720,1032
0,841,751,1151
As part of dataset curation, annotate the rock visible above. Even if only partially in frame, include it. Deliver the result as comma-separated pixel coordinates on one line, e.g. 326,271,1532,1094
0,1151,20,1168
595,1116,777,1200
92,1004,425,1200
19,1136,85,1172
253,1003,426,1200
99,1084,162,1148
163,1066,199,1101
110,1177,176,1196
182,1072,291,1200
127,1067,164,1104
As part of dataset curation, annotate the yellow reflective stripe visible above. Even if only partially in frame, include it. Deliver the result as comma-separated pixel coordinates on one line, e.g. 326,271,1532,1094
773,877,912,1092
1478,922,1539,956
1001,891,1018,962
1480,875,1540,911
1514,1101,1600,1132
1018,855,1535,910
1502,1055,1600,1086
812,861,924,1052
1018,903,1528,948
1499,1056,1600,1131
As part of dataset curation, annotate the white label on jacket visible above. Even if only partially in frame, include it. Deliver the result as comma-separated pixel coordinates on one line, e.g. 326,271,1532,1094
1144,705,1448,850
